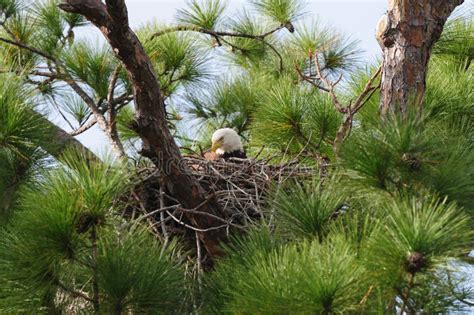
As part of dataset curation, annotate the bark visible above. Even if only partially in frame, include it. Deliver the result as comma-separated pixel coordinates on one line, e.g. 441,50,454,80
33,110,98,160
59,0,226,258
377,0,464,114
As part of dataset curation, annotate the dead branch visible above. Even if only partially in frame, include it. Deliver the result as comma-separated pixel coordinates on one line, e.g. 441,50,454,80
296,52,382,154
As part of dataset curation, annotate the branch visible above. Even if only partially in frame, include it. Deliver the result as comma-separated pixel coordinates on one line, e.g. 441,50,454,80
307,52,382,154
151,24,285,71
58,0,109,27
0,32,126,158
107,65,121,106
55,280,94,303
351,65,383,113
151,24,283,40
69,116,97,136
69,93,132,136
0,36,56,61
65,78,126,158
107,65,121,134
314,55,347,113
295,65,330,92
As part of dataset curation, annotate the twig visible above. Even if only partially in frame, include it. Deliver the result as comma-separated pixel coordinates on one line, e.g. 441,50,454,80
314,54,347,113
166,211,228,232
151,25,283,40
69,117,97,136
0,36,56,62
295,65,330,92
159,187,169,248
56,280,94,303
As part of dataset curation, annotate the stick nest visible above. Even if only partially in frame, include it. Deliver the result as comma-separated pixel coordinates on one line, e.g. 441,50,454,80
121,156,319,242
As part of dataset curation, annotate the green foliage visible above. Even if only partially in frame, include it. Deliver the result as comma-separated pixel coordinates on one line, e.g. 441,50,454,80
61,94,91,126
63,41,117,99
58,150,130,221
0,0,21,19
328,208,379,256
0,77,51,216
250,0,306,24
177,0,226,29
251,77,340,155
340,112,474,212
0,77,50,161
33,0,64,53
272,177,346,241
0,151,188,313
393,267,474,314
433,14,474,69
226,10,271,64
345,65,381,126
140,25,211,97
366,195,473,287
187,75,266,134
116,105,139,142
32,0,84,55
0,0,473,313
0,13,38,69
98,228,186,314
208,232,367,314
425,57,473,131
290,21,363,84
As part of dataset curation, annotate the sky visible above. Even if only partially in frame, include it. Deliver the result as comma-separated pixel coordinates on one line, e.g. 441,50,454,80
71,0,473,154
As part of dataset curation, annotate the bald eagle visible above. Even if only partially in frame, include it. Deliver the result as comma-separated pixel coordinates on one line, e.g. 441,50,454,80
206,128,246,160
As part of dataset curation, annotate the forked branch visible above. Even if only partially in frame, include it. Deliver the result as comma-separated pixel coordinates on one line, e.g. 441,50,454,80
297,52,382,154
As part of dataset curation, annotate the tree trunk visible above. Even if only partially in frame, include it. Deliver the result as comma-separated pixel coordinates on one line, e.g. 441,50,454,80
377,0,464,114
59,0,226,259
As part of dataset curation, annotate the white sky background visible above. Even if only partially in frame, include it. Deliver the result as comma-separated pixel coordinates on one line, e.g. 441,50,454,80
71,0,473,154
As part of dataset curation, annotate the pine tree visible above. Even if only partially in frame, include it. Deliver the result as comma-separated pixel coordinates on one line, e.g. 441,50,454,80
0,0,473,313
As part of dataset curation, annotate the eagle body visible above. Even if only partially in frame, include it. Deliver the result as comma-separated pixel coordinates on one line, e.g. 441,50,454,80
220,150,247,160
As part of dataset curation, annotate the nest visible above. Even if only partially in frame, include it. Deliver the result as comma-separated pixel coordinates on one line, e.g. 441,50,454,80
120,155,320,245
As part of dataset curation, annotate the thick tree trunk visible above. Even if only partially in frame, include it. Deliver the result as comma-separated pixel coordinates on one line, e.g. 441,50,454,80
59,0,226,259
377,0,464,114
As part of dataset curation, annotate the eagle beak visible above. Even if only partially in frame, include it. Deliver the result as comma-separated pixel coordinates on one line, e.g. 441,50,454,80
211,139,223,153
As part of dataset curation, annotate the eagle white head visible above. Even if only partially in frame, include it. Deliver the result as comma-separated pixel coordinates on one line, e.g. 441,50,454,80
211,128,244,156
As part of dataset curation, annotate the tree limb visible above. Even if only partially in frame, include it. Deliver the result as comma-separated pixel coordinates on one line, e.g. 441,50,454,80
0,33,127,159
0,36,56,61
151,24,286,71
151,24,283,40
306,52,382,154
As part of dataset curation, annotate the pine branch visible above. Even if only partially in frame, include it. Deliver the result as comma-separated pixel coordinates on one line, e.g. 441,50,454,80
0,33,127,159
151,24,283,40
295,65,330,92
151,24,285,71
0,36,57,61
55,280,94,303
304,52,382,154
69,117,97,136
